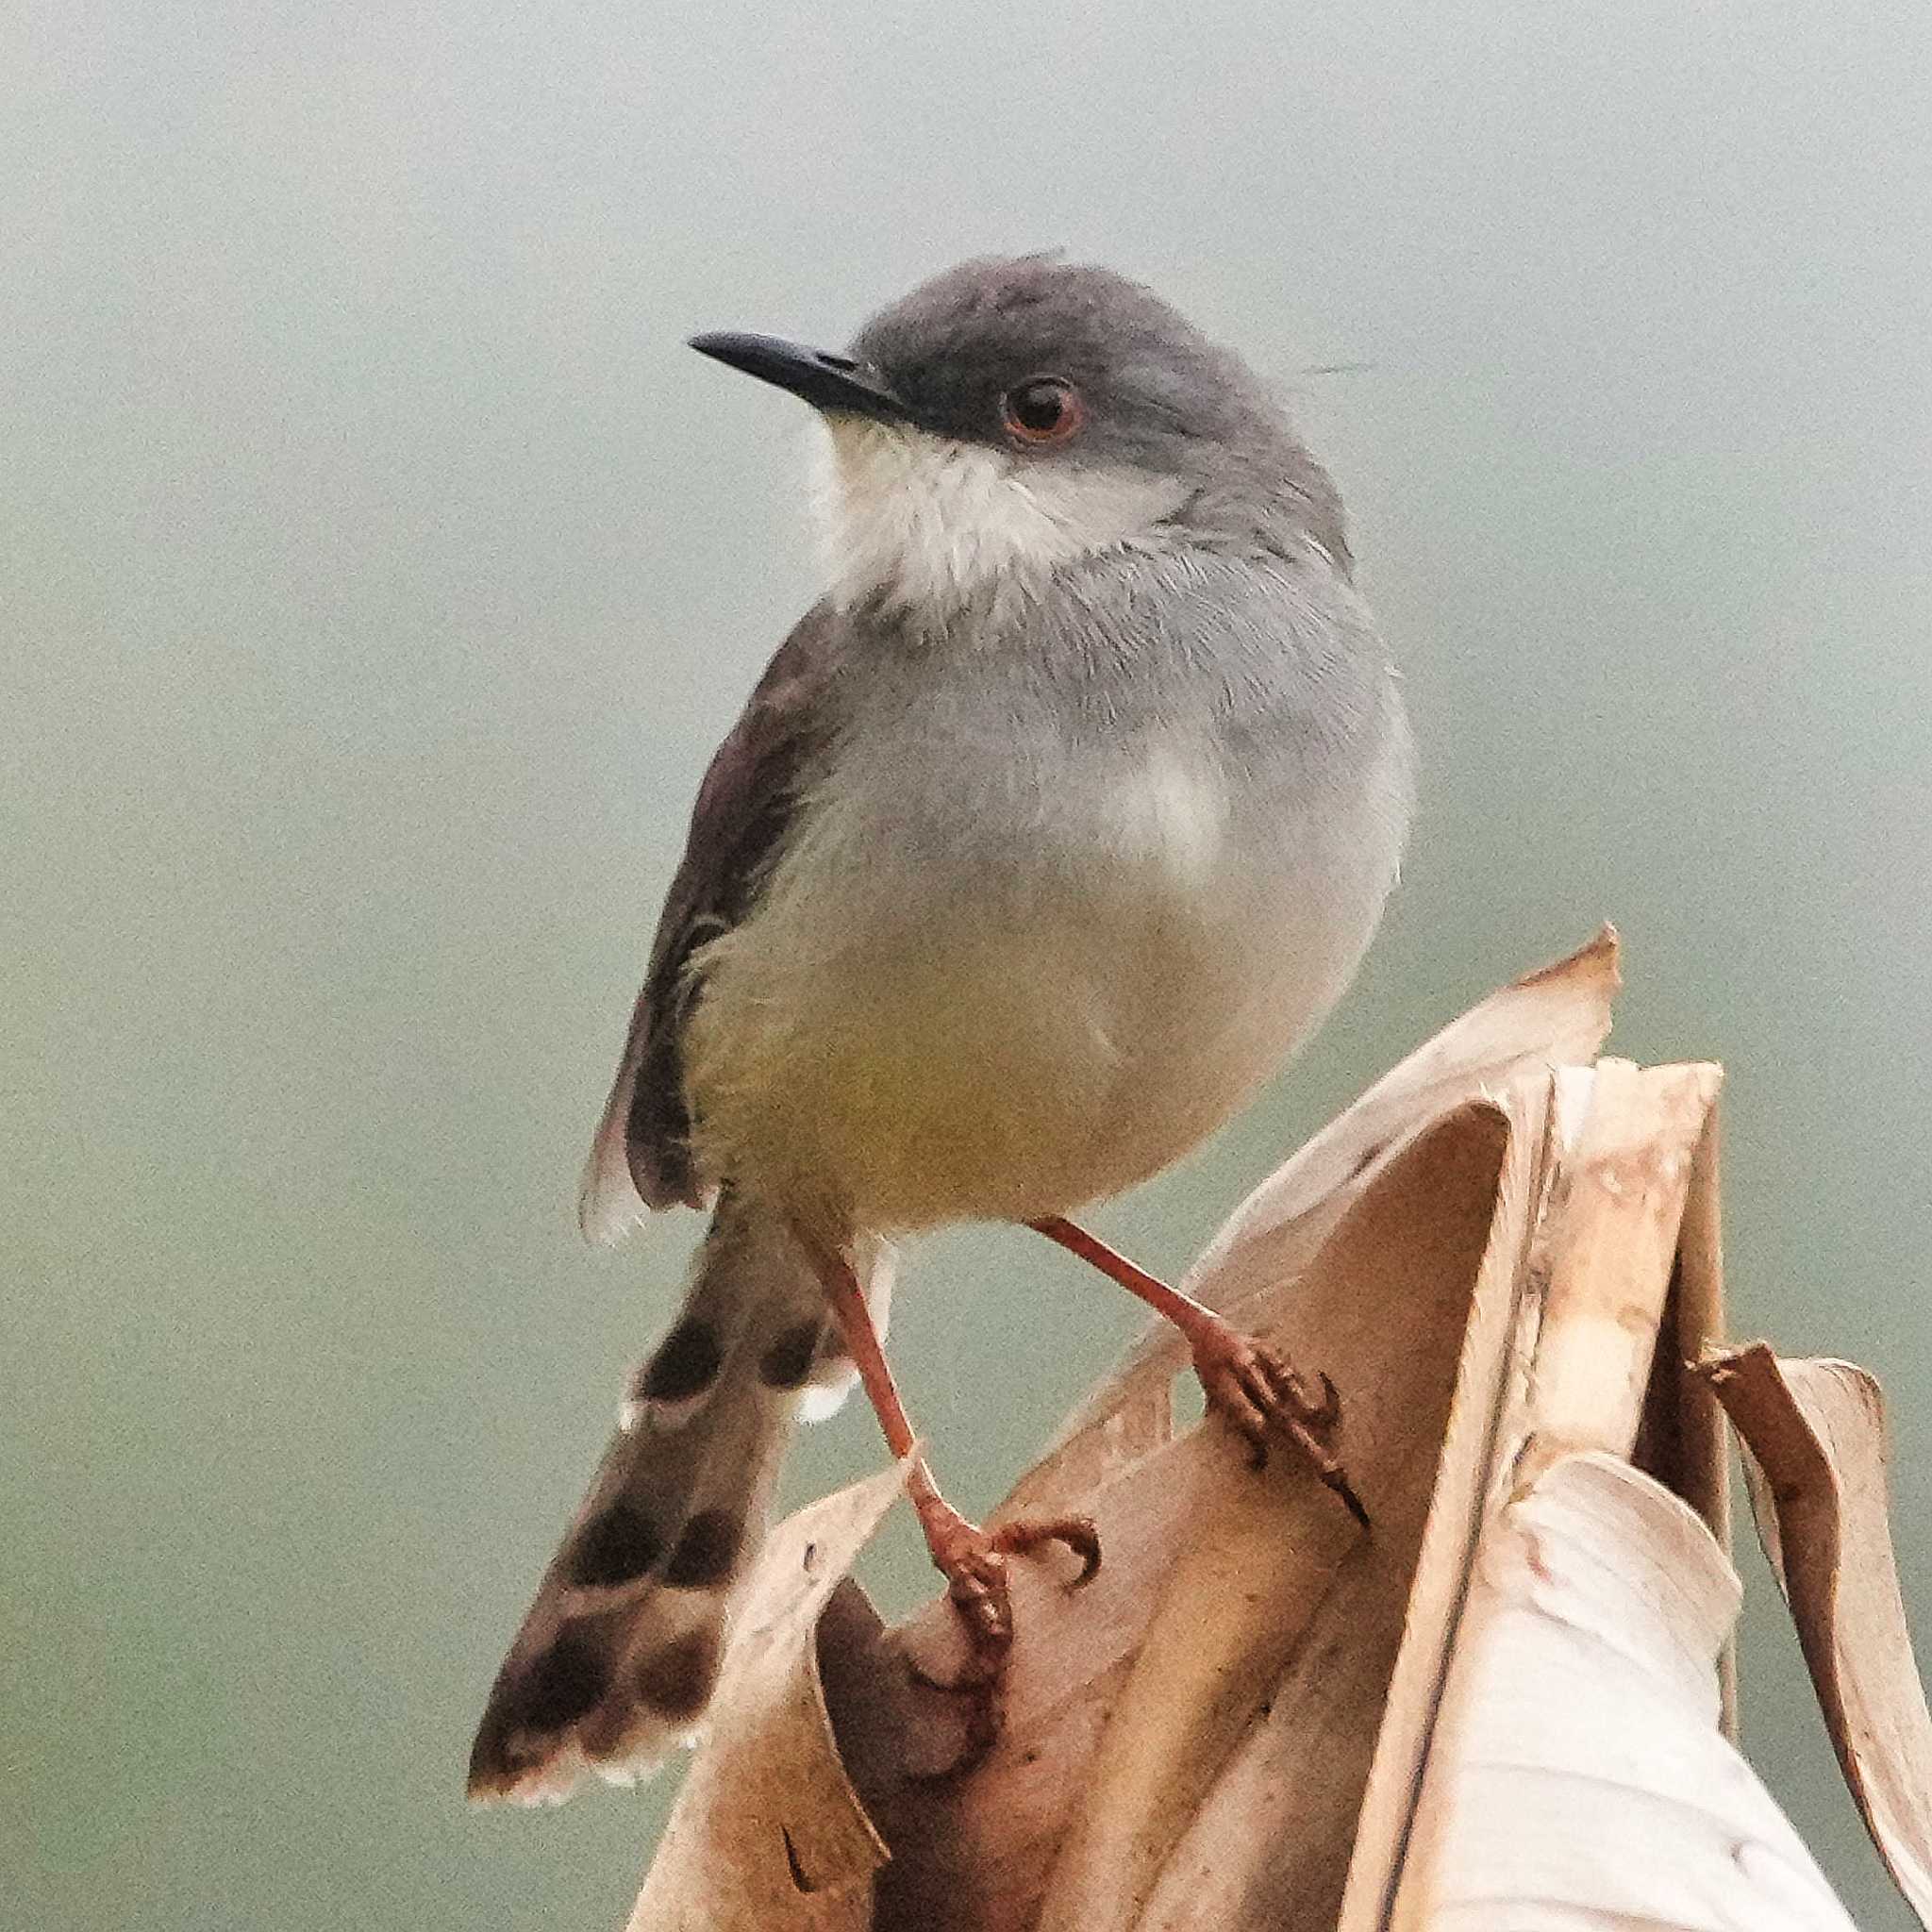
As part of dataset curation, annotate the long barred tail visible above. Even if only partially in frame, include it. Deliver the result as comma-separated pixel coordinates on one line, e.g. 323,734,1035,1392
467,1196,891,1804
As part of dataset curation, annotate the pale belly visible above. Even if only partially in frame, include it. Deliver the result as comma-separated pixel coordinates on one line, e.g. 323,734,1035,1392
679,751,1398,1237
784,897,1341,1229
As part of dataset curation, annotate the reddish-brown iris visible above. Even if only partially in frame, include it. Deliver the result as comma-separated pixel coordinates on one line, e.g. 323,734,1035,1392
1000,376,1085,445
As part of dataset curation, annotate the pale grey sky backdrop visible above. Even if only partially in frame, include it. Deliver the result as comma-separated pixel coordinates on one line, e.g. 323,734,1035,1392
6,4,1929,1927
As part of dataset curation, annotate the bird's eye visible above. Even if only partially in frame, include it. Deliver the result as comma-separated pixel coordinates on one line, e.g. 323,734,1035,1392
1001,377,1085,445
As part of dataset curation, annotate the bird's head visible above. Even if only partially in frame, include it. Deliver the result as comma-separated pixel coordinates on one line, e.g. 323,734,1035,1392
691,255,1343,615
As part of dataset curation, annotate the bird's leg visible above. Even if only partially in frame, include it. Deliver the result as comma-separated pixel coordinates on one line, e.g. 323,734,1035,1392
1027,1214,1368,1527
803,1239,1100,1693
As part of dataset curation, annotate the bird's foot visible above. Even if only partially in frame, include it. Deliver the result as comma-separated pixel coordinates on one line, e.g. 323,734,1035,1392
907,1491,1100,1764
1025,1214,1369,1525
1190,1320,1369,1527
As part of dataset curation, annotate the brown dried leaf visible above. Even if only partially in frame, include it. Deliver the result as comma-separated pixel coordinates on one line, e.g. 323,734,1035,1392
1519,1058,1723,1480
1113,1101,1535,1932
1341,1058,1726,1927
1026,1103,1513,1932
1700,1344,1932,1929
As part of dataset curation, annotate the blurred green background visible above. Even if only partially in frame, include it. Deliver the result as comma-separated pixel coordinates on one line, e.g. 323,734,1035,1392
6,3,1929,1926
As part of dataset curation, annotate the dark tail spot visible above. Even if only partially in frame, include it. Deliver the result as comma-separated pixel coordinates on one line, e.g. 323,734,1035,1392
567,1498,663,1589
758,1320,822,1390
662,1508,742,1589
635,1629,721,1722
638,1319,723,1404
512,1628,609,1731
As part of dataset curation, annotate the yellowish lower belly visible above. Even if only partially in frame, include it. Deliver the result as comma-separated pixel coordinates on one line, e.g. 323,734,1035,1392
683,891,1341,1237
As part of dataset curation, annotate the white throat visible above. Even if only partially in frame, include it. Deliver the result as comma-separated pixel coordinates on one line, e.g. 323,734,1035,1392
810,419,1188,614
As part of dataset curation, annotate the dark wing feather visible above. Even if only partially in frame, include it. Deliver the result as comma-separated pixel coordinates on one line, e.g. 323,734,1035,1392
578,602,841,1242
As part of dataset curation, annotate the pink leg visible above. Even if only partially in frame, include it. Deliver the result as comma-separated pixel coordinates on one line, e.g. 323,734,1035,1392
1028,1214,1368,1527
803,1238,1100,1683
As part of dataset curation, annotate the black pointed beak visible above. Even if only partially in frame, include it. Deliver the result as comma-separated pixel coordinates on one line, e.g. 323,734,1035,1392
687,331,915,425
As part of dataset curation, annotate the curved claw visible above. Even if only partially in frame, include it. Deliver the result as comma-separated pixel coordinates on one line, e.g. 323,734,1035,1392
1281,1366,1341,1431
990,1513,1103,1588
1323,1464,1372,1531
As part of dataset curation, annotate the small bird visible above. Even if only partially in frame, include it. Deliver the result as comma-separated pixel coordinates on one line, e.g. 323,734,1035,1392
468,256,1415,1803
